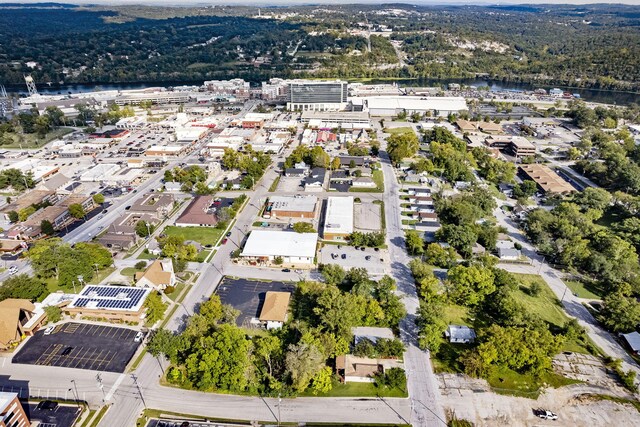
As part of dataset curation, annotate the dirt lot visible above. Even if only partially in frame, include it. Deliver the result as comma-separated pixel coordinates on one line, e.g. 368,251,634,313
354,202,382,232
438,373,640,426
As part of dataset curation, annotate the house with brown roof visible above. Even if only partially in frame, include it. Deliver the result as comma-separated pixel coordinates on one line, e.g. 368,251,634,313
336,354,404,383
456,119,478,133
130,193,174,219
519,164,576,195
258,291,291,330
0,299,36,350
134,259,175,290
477,121,503,134
175,195,218,227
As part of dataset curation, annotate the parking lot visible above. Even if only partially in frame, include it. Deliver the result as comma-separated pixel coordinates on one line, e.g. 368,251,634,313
276,176,304,192
13,323,141,373
318,245,389,276
215,277,295,328
26,402,81,427
354,202,382,231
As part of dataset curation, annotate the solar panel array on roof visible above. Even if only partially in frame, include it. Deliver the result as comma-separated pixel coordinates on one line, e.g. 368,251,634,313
70,285,149,311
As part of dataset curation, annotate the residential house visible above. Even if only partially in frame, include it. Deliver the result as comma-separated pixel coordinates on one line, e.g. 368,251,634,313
258,291,291,330
445,325,476,344
336,354,404,383
135,259,175,290
304,168,326,192
175,196,219,227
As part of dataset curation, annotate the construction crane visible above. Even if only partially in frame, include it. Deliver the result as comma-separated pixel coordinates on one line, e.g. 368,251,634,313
24,74,38,97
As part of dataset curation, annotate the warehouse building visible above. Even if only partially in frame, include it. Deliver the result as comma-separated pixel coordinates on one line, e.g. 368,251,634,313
241,230,318,265
323,196,354,241
363,96,467,117
264,195,318,219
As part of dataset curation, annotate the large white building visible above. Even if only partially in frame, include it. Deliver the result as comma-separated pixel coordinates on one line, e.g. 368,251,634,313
362,96,468,117
241,230,318,265
323,196,354,241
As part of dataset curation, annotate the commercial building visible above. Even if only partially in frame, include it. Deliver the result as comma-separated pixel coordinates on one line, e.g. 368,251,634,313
304,168,326,192
65,285,151,322
258,291,291,330
264,195,317,219
363,96,467,117
0,392,29,427
509,136,536,158
175,195,219,227
145,145,187,157
130,193,174,218
323,196,354,241
518,164,576,195
301,110,370,126
0,190,56,222
287,80,348,111
241,230,318,265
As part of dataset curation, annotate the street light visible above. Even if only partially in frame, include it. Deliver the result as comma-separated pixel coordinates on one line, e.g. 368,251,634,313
69,379,80,408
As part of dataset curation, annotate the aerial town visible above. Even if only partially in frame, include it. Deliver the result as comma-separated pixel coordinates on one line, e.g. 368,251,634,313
1,3,640,427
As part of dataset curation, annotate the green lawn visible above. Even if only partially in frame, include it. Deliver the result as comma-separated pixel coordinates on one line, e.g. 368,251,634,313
136,250,158,260
511,273,595,354
300,381,407,398
163,226,224,246
349,170,384,193
565,279,605,300
487,365,580,398
120,267,141,277
268,175,281,192
2,127,74,149
196,249,214,263
383,126,414,135
166,282,188,302
442,304,472,326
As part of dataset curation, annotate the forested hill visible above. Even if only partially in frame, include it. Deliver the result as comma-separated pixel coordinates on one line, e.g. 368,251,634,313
1,3,640,92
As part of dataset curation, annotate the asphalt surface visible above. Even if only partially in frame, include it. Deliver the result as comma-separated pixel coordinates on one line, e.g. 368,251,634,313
215,277,295,327
13,323,140,373
26,402,82,427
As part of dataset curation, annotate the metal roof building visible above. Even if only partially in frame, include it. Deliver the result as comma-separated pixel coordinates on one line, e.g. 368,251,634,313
323,196,354,241
241,230,318,265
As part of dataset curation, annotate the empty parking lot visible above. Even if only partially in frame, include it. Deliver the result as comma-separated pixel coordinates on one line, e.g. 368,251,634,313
13,323,141,373
215,277,295,328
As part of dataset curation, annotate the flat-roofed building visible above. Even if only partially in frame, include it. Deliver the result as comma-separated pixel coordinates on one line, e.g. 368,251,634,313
509,136,536,158
287,80,348,112
0,392,29,427
323,196,354,241
259,291,291,330
130,193,174,218
0,190,56,221
145,145,187,157
364,96,467,117
241,230,318,265
519,164,576,195
264,195,317,219
301,110,370,125
65,285,151,322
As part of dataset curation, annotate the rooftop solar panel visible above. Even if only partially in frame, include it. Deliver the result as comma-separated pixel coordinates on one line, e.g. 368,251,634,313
70,285,150,311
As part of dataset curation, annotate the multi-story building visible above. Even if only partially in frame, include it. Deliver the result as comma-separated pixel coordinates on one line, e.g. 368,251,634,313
287,80,348,111
0,392,29,427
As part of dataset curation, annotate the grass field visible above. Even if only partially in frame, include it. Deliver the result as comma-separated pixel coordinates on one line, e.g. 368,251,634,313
2,127,74,149
383,126,414,135
487,366,580,398
511,273,595,354
565,279,604,300
120,267,141,277
163,226,224,246
300,381,407,398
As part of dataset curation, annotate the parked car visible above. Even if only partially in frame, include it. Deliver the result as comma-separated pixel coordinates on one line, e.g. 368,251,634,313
134,332,144,343
226,232,232,237
221,238,228,244
282,268,291,272
365,255,371,261
534,409,558,420
37,400,58,411
8,265,18,275
341,254,347,259
43,326,55,335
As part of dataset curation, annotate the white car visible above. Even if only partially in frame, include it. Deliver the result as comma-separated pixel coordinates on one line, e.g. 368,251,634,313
44,326,55,335
8,266,18,275
535,409,558,420
134,331,144,343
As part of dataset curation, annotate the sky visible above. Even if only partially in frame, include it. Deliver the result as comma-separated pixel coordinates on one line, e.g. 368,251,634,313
7,1,640,6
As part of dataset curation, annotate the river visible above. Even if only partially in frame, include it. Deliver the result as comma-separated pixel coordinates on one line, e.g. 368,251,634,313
4,78,639,106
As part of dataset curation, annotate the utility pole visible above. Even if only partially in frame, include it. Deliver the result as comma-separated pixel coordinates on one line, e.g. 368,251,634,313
95,374,106,402
69,379,80,408
277,393,281,427
131,374,147,409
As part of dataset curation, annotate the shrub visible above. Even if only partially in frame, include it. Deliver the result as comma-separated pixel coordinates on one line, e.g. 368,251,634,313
134,261,148,270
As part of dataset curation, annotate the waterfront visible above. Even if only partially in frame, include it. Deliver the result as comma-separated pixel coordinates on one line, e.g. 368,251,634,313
4,78,640,106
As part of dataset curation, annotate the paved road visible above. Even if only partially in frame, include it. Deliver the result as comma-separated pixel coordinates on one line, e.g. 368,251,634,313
376,126,447,426
492,205,640,384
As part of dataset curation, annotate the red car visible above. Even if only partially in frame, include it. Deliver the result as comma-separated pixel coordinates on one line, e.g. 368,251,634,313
221,238,228,244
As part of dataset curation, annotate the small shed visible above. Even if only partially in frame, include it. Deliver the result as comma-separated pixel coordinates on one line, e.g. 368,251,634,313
622,331,640,354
